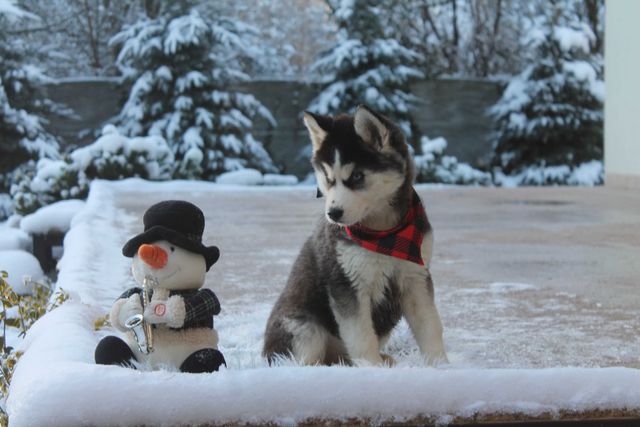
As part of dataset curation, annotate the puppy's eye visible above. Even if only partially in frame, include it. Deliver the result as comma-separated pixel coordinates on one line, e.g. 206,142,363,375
170,246,175,253
350,171,364,183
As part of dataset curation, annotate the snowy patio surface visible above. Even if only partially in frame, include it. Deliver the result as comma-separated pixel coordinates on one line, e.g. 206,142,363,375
8,180,640,426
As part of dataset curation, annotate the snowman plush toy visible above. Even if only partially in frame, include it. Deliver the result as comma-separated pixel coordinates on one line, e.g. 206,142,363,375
95,200,226,373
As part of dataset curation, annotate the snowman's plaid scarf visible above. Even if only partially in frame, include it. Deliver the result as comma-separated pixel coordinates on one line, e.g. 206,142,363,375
345,189,428,266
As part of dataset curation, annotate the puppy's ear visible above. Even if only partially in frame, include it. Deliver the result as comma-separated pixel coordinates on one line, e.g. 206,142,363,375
303,111,332,152
354,105,391,151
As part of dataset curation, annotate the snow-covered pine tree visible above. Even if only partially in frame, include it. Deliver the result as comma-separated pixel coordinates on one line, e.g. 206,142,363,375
308,0,424,147
0,2,60,195
111,8,277,180
307,0,489,185
489,20,604,186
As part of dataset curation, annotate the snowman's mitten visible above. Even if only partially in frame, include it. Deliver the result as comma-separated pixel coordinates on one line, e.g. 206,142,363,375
111,294,143,332
144,295,186,328
144,289,220,329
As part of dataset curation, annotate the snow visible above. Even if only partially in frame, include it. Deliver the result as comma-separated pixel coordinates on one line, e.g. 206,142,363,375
0,225,31,251
553,25,594,54
215,170,299,186
414,136,491,185
6,180,640,425
494,161,603,187
263,174,298,186
20,199,85,235
0,0,37,20
216,169,264,186
0,250,44,294
568,160,604,186
564,60,605,102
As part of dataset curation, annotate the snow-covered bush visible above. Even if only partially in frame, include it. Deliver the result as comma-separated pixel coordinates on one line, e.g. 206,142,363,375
10,126,174,215
308,0,423,146
10,159,87,216
111,9,278,180
489,22,604,186
70,125,174,181
414,136,491,185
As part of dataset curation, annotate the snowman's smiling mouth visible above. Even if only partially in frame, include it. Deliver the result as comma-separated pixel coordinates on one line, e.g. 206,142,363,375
157,267,181,281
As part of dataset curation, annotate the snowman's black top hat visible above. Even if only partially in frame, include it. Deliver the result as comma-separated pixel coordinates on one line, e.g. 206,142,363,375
122,200,220,271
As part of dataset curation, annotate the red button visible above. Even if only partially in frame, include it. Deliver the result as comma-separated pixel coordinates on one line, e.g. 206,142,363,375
154,304,166,316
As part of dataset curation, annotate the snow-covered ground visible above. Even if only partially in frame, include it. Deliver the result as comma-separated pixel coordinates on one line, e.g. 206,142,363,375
7,179,640,426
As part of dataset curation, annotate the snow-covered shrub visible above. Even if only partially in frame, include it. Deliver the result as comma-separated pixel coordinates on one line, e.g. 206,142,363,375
308,0,423,146
70,125,173,181
10,126,174,215
414,136,491,185
489,22,604,186
111,9,278,180
10,159,87,216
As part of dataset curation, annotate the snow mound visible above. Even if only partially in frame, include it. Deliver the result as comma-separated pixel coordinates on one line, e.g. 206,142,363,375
20,199,85,235
263,174,298,186
0,226,31,251
216,169,264,185
0,250,44,294
216,170,299,186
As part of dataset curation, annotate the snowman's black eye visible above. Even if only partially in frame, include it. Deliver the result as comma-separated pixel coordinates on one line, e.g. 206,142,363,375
170,246,175,252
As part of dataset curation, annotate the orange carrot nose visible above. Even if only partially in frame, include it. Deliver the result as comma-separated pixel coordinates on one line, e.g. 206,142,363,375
138,244,168,269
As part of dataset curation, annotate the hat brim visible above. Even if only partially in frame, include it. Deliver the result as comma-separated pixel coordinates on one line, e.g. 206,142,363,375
122,226,220,271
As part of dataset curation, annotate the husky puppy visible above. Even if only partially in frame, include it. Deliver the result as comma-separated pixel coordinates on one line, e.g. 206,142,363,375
263,105,448,366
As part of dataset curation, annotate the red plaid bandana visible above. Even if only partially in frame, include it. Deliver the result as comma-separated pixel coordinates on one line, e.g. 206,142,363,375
345,189,428,265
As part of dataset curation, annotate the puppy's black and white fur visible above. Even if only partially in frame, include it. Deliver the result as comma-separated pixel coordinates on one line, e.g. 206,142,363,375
263,105,447,366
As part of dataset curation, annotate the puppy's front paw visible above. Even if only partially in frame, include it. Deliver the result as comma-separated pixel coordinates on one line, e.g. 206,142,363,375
425,349,449,366
380,353,396,367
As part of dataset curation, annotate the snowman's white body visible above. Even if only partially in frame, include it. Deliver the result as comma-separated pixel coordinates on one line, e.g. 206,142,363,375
110,240,219,370
125,323,218,370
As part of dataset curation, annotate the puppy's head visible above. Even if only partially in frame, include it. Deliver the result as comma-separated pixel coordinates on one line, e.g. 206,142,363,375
303,105,412,226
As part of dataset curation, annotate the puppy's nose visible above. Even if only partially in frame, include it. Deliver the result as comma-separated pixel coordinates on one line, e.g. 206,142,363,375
327,208,344,222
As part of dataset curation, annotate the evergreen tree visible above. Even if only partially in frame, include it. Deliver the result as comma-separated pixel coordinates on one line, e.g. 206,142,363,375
489,20,604,185
0,3,60,194
111,9,277,180
308,0,423,147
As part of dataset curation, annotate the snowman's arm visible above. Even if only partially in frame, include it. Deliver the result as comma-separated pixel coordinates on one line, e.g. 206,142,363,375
162,288,220,329
110,287,143,332
184,288,221,319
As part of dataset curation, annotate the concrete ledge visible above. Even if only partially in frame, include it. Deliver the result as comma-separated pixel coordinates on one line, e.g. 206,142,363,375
606,173,640,189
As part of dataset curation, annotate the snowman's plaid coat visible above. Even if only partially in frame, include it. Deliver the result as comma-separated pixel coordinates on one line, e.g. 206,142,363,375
345,189,429,266
118,287,220,329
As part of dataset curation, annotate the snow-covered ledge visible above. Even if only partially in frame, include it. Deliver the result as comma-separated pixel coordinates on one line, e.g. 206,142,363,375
7,180,640,425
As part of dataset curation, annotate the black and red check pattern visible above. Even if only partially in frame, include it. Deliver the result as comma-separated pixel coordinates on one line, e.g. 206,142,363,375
345,189,428,265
